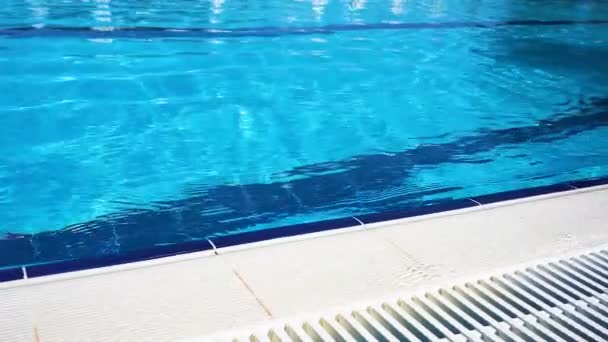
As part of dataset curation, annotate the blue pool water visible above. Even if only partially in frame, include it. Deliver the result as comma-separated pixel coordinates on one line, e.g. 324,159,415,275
2,0,608,268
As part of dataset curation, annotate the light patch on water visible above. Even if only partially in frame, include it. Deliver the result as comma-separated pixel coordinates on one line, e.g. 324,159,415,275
88,38,114,43
212,0,225,15
92,26,115,31
238,106,254,139
391,0,405,15
152,98,169,105
312,0,328,20
349,0,367,11
55,76,76,82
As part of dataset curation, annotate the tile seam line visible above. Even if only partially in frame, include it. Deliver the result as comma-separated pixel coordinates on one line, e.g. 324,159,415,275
351,216,365,226
207,238,219,255
467,198,483,206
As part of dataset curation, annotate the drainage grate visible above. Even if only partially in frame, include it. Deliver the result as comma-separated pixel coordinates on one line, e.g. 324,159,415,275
200,250,608,341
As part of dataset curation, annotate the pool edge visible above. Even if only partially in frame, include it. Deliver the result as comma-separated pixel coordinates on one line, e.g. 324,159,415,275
2,175,608,283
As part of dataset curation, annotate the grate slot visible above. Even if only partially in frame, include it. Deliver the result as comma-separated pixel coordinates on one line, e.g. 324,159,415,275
319,318,348,342
552,265,608,307
424,293,476,332
255,330,276,342
284,325,306,342
268,327,292,342
336,313,375,341
465,283,517,319
505,274,601,341
545,263,608,312
415,295,479,341
438,288,491,327
449,286,522,342
438,288,501,341
512,271,607,338
302,322,328,342
248,334,262,342
352,309,396,342
473,281,561,342
490,276,580,342
452,286,504,323
404,297,461,341
397,299,449,339
464,283,543,341
427,292,492,341
411,296,460,336
571,258,608,283
367,306,418,341
524,270,582,303
534,266,608,326
295,324,316,342
520,271,608,338
559,260,608,290
539,265,593,297
590,252,608,266
382,303,436,341
581,255,608,273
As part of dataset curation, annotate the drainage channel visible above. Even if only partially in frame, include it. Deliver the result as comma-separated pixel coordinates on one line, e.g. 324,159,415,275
199,249,608,341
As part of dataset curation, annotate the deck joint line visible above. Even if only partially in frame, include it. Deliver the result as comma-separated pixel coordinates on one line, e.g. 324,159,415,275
21,266,28,279
232,268,274,318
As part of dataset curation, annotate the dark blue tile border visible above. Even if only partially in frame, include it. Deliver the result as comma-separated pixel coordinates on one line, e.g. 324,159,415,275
209,216,360,249
0,267,23,282
470,183,574,205
1,176,608,283
26,239,213,278
356,198,478,224
569,176,608,189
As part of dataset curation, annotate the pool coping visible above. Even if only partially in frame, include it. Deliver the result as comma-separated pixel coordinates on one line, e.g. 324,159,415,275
1,175,608,283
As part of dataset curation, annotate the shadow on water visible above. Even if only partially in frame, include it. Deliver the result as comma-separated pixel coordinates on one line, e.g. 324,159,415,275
2,95,608,267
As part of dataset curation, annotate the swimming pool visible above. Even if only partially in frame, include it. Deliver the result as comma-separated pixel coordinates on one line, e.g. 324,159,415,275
2,0,608,269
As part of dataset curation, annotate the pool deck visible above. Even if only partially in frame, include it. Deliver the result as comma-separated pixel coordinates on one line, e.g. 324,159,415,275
1,184,608,341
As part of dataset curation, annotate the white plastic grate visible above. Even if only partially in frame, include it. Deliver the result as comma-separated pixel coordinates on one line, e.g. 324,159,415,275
195,250,608,342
